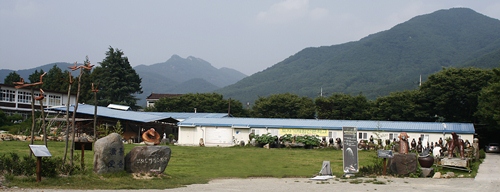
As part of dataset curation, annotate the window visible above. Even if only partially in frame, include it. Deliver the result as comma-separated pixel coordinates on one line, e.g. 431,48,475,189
0,89,6,101
329,131,337,139
389,133,396,140
1,89,16,102
17,91,32,104
48,95,61,106
358,132,367,140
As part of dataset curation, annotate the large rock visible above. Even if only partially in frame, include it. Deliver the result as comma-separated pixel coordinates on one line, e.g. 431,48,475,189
125,146,171,174
388,153,417,176
93,133,125,174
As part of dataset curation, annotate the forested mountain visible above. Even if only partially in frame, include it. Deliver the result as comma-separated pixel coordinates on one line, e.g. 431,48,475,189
216,8,500,104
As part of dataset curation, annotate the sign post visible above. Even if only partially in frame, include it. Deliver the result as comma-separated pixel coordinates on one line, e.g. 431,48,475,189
377,150,393,175
29,145,52,182
74,141,93,170
342,127,358,177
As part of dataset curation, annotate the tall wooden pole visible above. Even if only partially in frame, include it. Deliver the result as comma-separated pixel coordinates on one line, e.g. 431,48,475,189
93,83,98,141
40,99,47,146
30,88,35,157
70,69,83,166
63,71,72,164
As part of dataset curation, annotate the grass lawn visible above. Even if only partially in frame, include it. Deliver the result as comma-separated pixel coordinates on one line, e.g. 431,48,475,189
0,141,480,190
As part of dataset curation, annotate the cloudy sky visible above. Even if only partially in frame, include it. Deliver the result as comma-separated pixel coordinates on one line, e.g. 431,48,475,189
1,0,500,75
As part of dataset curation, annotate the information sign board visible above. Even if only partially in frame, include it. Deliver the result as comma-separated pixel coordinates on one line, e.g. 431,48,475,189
342,127,358,174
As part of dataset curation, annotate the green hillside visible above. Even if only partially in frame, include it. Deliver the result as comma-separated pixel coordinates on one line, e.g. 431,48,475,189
216,8,500,103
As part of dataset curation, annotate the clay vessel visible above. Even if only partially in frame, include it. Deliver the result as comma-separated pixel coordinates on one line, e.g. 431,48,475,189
418,155,434,168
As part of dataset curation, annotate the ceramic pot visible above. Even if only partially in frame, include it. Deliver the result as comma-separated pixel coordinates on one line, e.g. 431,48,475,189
418,155,435,168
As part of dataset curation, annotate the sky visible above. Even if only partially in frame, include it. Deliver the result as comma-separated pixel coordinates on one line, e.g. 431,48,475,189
1,1,500,76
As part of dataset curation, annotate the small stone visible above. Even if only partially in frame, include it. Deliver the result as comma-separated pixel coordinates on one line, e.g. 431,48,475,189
446,172,455,178
264,143,270,149
432,172,441,179
345,175,351,178
458,174,464,178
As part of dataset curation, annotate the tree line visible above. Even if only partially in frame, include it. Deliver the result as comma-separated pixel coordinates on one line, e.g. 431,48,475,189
148,67,499,128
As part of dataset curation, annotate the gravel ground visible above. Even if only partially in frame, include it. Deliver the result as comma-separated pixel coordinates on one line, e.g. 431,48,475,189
3,153,500,192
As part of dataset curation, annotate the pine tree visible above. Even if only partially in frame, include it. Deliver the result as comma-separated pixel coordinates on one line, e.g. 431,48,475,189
92,47,143,110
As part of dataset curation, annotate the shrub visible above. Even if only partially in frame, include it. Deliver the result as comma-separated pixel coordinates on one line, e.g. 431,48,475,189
255,133,277,145
0,153,79,177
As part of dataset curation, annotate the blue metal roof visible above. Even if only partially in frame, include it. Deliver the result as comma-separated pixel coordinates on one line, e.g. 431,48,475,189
48,104,229,123
143,112,229,119
177,118,475,134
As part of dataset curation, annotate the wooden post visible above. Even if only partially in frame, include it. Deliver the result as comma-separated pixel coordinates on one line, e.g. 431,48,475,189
81,143,85,170
36,157,42,182
383,158,387,175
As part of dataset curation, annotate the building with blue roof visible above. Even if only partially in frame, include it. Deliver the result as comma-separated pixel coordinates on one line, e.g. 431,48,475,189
177,117,475,147
48,104,230,142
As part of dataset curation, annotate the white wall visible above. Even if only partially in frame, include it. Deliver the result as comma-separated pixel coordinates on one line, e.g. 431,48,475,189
178,126,474,147
177,126,250,147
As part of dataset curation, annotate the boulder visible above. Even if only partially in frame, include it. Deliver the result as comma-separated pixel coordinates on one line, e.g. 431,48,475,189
388,153,417,176
93,133,125,174
125,146,171,174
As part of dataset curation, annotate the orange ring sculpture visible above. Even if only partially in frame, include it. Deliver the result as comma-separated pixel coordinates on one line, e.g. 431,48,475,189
142,128,160,145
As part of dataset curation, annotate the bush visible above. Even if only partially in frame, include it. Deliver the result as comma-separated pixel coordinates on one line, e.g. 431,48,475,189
255,133,277,145
295,135,321,146
0,153,80,177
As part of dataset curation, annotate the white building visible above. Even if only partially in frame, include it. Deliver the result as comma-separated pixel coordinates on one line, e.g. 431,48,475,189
177,117,475,147
0,83,77,117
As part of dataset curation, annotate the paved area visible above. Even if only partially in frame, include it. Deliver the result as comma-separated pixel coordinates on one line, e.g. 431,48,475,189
3,153,500,192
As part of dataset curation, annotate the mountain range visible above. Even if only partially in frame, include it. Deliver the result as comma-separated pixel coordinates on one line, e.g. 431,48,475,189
0,56,247,106
216,8,500,103
2,8,500,107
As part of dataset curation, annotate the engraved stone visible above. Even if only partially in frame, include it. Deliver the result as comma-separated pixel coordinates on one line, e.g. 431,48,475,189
93,133,125,174
125,146,171,174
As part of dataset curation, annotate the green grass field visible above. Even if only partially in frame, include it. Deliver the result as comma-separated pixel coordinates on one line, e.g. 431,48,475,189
0,141,480,190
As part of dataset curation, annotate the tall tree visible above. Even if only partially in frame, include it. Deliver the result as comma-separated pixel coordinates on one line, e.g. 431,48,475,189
476,68,500,126
251,93,315,119
92,47,143,110
78,57,94,104
315,93,371,120
28,69,44,83
43,65,68,92
371,90,429,121
3,71,21,85
419,67,493,123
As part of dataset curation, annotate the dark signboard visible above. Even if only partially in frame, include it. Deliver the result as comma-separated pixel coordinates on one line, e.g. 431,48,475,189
342,127,358,174
74,141,93,151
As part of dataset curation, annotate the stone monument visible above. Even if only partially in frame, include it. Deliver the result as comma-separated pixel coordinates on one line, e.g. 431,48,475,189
125,146,171,174
94,133,125,174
